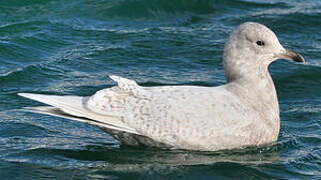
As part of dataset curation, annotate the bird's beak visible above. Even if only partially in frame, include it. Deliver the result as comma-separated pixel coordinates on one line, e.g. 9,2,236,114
278,49,305,63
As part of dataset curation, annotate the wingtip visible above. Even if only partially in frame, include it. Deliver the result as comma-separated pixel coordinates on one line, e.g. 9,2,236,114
18,92,42,99
18,93,31,98
18,93,48,102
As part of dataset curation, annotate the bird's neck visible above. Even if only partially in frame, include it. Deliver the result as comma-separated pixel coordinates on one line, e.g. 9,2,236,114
233,71,278,106
227,64,279,110
225,66,280,140
223,52,279,120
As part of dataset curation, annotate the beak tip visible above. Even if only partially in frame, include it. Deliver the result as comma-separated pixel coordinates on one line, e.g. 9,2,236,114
294,52,305,63
281,49,305,63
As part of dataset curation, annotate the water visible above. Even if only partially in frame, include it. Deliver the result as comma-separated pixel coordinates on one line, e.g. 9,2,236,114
1,0,321,179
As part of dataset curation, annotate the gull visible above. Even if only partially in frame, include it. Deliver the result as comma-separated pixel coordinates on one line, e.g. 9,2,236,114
19,22,305,151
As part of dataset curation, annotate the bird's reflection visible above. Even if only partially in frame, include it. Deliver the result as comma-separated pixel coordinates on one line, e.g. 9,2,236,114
81,143,280,166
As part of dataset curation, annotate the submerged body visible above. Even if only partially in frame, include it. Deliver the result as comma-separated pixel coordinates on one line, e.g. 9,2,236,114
19,22,304,151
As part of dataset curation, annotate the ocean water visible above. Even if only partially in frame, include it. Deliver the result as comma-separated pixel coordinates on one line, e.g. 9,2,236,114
1,0,321,179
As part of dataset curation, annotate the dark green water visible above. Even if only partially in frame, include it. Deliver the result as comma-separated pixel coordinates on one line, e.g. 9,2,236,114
1,0,321,179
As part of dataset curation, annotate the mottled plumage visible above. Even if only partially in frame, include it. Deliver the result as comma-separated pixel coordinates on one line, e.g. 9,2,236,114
19,22,304,151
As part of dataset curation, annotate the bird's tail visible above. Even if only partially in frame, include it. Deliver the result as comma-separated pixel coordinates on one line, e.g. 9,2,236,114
18,93,139,134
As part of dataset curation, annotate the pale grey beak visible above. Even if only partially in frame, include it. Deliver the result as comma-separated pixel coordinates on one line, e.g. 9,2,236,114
278,49,305,63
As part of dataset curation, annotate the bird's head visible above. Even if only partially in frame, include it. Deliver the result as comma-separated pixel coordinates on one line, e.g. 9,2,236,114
223,22,304,82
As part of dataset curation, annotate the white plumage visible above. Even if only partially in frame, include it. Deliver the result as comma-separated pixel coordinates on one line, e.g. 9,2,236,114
19,22,304,151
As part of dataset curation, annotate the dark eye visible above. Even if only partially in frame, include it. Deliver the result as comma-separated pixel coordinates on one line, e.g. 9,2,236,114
256,40,265,46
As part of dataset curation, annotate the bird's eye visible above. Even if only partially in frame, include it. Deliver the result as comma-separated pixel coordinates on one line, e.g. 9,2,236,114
256,40,265,46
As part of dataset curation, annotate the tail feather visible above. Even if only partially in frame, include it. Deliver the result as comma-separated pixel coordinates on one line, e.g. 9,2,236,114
18,93,139,135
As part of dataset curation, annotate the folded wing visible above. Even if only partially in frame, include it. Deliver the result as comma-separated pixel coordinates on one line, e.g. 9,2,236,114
18,75,149,135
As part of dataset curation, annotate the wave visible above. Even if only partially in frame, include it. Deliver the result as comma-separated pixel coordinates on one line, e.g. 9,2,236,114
0,63,61,87
0,122,54,138
0,68,24,78
82,0,284,20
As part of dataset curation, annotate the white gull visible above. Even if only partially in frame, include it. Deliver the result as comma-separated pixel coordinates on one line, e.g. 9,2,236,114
19,22,305,151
